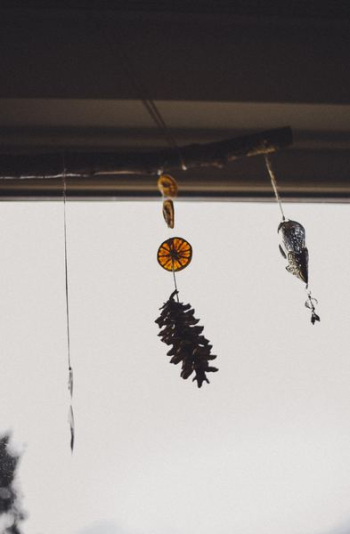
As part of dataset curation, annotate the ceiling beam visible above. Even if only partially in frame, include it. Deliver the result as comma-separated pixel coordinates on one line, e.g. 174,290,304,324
0,127,292,177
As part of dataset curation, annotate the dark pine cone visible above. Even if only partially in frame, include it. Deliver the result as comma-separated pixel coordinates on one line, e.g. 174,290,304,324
155,290,218,387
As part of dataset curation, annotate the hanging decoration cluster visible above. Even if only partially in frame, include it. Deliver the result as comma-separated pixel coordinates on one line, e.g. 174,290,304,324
155,175,218,387
265,156,320,324
5,11,319,453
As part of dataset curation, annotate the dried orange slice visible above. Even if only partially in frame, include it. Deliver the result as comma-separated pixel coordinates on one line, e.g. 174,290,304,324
157,174,178,199
162,199,175,229
157,237,192,272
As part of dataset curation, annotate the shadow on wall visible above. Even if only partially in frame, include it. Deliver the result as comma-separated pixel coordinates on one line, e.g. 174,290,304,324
78,521,141,534
319,518,350,534
79,516,350,534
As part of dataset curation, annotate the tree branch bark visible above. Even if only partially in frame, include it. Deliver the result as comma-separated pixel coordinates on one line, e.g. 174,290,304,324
0,127,292,178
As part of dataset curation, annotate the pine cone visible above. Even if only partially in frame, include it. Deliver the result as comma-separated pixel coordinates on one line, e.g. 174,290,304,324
156,290,218,387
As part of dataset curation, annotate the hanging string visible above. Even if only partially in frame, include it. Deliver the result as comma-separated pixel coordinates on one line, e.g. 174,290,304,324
172,268,180,302
63,169,71,371
95,19,187,171
169,256,179,302
265,155,286,221
62,160,75,452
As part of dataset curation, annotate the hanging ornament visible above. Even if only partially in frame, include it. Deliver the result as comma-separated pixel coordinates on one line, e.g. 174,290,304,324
278,220,308,284
157,237,192,272
158,174,178,229
62,167,75,452
162,199,175,229
157,174,178,199
68,405,75,452
156,237,218,387
305,292,321,325
265,156,320,324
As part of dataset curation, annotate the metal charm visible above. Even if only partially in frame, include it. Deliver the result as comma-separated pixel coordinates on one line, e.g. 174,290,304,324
305,292,321,325
278,220,309,284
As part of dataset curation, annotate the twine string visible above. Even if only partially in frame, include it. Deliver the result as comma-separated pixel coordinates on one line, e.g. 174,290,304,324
170,256,180,302
265,155,286,221
96,19,186,170
62,167,72,373
62,160,75,452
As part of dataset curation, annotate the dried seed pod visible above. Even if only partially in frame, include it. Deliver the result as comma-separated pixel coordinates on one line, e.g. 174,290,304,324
162,199,175,228
156,290,218,387
157,174,178,198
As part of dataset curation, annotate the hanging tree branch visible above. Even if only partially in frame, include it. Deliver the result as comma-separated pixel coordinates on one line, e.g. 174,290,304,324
0,434,26,533
0,127,292,178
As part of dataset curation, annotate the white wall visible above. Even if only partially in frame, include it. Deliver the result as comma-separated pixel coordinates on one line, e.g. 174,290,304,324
1,201,349,534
